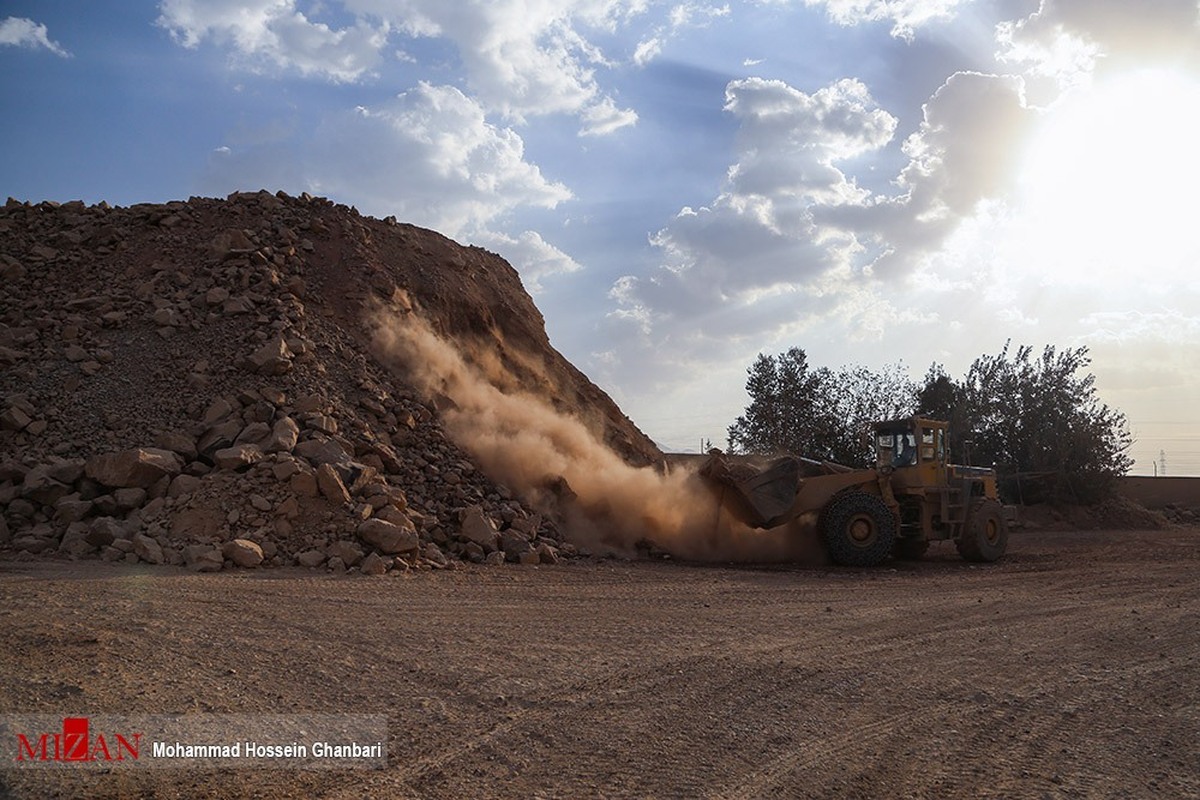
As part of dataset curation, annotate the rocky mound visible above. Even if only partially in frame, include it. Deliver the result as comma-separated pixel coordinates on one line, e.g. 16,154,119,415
0,190,661,573
1017,496,1170,532
1159,503,1200,526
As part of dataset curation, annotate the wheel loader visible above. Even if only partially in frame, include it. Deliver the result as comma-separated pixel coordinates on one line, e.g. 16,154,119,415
699,416,1013,567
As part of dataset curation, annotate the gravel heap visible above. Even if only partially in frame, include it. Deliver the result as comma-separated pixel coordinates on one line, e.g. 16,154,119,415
0,190,660,573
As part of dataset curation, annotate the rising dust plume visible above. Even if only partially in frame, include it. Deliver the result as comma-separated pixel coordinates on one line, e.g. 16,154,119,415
371,308,823,563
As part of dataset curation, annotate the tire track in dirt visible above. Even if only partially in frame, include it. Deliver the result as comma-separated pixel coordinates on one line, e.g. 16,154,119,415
3,529,1199,799
704,547,1200,799
711,711,919,800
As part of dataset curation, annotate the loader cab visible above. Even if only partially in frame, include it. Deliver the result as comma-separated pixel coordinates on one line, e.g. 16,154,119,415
874,417,949,485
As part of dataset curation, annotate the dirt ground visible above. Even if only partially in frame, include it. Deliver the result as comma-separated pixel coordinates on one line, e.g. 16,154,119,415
2,527,1198,799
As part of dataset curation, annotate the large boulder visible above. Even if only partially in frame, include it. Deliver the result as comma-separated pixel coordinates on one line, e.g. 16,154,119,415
183,544,224,572
155,431,198,460
315,463,351,505
1,406,32,431
86,517,127,547
359,551,388,575
86,448,182,489
459,505,499,552
45,459,85,485
235,422,271,445
326,540,364,567
197,419,242,458
21,466,72,506
201,397,237,426
131,533,164,564
294,436,350,466
53,497,93,524
262,416,300,454
112,487,147,511
167,474,203,498
357,518,418,555
213,443,264,471
501,529,535,563
222,538,264,568
296,549,326,568
58,523,94,557
423,542,449,567
247,336,293,375
210,227,255,259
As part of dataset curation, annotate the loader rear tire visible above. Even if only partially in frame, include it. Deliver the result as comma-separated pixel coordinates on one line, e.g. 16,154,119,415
821,491,897,567
956,498,1008,563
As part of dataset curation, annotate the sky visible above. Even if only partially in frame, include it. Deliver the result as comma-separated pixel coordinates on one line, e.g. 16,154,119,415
2,1,1200,475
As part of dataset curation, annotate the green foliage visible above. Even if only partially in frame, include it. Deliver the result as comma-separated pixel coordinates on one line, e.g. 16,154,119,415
727,348,916,467
918,342,1133,503
729,341,1133,503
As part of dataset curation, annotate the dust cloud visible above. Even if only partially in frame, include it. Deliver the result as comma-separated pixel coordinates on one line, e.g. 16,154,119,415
371,308,823,563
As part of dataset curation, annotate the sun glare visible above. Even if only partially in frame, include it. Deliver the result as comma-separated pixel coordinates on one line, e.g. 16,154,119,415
1016,69,1200,285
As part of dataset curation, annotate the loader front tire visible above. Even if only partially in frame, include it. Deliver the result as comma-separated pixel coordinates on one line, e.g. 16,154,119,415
956,498,1008,563
821,491,897,567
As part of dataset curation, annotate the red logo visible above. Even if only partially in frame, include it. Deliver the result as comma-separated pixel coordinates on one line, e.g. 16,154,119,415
15,717,141,762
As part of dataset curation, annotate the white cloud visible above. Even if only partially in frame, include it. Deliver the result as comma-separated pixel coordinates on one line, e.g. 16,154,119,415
668,1,731,29
606,76,898,373
580,96,640,136
1079,310,1200,347
799,0,964,40
159,0,645,133
0,16,71,57
602,66,1051,407
995,14,1098,92
814,71,1038,277
469,229,583,293
997,0,1200,89
307,83,573,236
633,35,663,66
632,0,730,66
344,0,644,129
725,77,896,202
157,0,388,82
204,83,571,241
901,73,1033,215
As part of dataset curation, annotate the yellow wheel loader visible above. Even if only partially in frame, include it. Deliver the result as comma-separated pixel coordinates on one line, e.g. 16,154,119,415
700,417,1014,567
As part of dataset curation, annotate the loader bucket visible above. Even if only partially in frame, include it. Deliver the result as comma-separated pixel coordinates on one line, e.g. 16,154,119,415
699,454,802,529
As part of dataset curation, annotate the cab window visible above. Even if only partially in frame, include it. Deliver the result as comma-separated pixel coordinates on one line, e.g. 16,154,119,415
893,432,917,466
920,427,936,461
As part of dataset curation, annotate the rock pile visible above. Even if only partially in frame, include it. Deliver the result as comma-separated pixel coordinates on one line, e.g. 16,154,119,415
0,191,657,573
1160,504,1200,526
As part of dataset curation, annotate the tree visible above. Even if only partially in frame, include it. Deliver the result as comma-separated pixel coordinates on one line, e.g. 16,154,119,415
727,348,834,458
727,348,916,466
823,362,918,465
915,363,969,462
730,341,1133,504
918,342,1133,503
